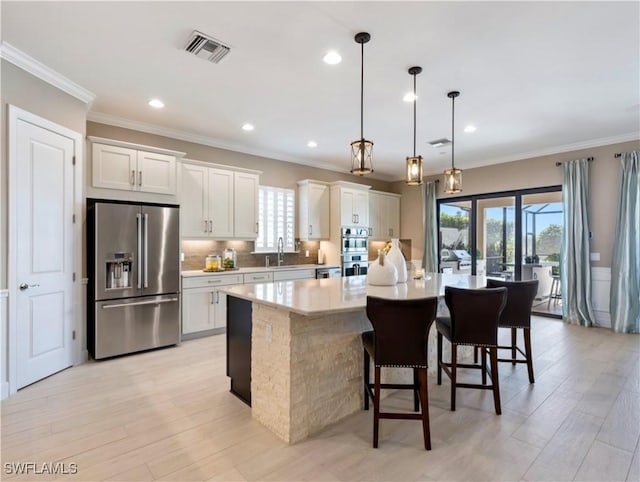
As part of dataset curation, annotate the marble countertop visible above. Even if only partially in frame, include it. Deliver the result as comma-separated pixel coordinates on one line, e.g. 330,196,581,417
182,264,340,277
221,273,487,316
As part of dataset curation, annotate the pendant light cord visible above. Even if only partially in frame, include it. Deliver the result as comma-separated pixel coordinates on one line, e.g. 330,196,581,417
413,74,417,157
360,40,364,141
451,94,455,170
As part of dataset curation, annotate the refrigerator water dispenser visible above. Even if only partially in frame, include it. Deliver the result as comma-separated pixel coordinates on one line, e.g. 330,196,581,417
106,253,132,289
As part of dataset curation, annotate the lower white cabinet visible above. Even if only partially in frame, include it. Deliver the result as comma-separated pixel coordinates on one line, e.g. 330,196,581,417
181,273,242,337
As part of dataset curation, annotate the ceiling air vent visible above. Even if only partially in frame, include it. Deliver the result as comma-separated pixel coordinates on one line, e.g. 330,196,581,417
184,30,230,64
428,138,451,148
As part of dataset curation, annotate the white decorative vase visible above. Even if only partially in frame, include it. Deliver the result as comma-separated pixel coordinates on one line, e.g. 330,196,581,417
367,251,398,286
386,238,408,283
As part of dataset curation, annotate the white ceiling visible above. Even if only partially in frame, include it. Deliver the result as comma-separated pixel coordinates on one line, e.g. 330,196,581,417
2,1,639,181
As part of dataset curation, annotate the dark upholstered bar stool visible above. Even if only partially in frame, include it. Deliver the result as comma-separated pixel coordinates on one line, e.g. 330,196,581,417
436,286,507,415
486,279,539,383
362,295,438,450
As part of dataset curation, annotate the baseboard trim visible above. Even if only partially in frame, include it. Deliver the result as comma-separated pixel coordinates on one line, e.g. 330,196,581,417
181,327,226,341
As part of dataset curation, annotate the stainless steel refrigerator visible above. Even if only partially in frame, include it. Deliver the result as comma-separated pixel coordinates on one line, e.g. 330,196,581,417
87,200,180,359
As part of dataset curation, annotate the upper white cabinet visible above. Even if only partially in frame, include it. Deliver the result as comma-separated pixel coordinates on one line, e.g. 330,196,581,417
330,182,370,229
369,190,401,240
180,160,260,240
233,172,260,239
298,180,330,240
90,137,185,195
182,163,233,238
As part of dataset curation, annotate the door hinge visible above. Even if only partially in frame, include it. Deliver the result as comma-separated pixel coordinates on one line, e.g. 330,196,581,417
72,155,76,166
72,214,76,223
73,272,76,282
72,330,76,340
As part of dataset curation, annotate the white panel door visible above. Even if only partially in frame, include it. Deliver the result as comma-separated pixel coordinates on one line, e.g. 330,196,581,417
233,172,259,238
341,189,356,225
137,150,176,195
212,290,227,328
92,143,136,191
181,163,209,237
182,288,213,334
368,192,383,239
209,168,234,238
16,119,74,389
308,183,329,239
354,190,369,226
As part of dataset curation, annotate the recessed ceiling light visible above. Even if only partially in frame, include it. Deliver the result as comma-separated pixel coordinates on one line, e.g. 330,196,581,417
464,125,477,133
403,92,417,103
323,51,342,65
242,123,254,131
307,141,317,148
148,98,165,109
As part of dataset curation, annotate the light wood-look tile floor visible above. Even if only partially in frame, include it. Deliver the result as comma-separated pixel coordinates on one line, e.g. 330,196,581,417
2,317,639,481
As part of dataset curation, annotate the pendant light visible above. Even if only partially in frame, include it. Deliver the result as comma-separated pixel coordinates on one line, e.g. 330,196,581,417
443,90,462,193
406,66,423,185
350,32,373,175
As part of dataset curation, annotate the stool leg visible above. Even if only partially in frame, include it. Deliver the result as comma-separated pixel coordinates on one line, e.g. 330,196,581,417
437,332,443,386
473,346,478,364
511,328,517,365
451,343,457,412
490,347,501,415
524,328,535,384
418,368,431,451
364,349,370,410
481,346,487,385
413,368,419,412
373,366,381,448
547,278,556,309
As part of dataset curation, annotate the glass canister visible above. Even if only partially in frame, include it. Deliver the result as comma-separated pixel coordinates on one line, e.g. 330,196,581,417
205,253,221,271
223,248,237,269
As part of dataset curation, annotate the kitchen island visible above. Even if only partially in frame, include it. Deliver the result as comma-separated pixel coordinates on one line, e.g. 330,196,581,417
222,273,485,444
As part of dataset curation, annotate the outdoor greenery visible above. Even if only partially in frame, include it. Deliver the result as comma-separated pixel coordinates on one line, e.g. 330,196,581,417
536,224,562,257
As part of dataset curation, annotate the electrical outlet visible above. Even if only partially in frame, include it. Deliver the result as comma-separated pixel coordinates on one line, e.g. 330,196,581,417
180,252,185,262
305,250,310,257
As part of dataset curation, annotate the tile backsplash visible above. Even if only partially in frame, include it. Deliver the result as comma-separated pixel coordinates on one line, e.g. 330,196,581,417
182,240,320,270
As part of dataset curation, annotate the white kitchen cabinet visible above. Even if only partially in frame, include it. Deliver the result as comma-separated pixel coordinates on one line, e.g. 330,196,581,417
331,182,370,228
298,180,330,240
369,191,401,240
233,171,260,239
181,160,260,239
90,137,184,195
181,273,243,337
181,163,234,238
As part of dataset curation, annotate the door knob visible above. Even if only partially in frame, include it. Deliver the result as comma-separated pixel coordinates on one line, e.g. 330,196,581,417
19,283,39,291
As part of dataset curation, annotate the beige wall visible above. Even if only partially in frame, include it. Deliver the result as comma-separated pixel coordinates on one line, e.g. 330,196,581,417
86,122,394,193
1,60,88,396
396,140,640,267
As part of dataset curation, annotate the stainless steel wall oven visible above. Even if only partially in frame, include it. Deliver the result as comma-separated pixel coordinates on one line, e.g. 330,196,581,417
341,227,369,276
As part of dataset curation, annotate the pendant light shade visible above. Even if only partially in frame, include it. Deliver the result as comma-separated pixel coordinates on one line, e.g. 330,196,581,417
444,90,462,193
350,32,373,176
406,66,423,185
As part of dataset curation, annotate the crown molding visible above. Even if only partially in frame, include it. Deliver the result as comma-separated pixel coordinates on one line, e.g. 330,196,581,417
87,111,392,181
0,41,95,105
419,131,640,177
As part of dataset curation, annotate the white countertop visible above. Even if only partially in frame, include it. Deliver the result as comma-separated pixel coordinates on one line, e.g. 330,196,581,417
182,264,340,277
220,273,487,316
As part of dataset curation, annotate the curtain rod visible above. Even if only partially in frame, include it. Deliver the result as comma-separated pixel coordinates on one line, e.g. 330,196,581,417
614,153,622,158
555,157,594,166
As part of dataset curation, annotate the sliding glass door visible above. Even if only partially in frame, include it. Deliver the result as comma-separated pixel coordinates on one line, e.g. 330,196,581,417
437,186,562,318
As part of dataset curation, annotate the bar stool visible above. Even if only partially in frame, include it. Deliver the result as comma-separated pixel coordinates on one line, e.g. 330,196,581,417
436,286,507,415
362,295,438,450
487,279,539,383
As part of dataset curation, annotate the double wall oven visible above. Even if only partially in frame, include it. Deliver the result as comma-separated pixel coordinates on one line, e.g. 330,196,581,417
341,227,369,276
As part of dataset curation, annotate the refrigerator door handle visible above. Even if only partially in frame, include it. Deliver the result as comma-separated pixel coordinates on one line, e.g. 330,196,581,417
102,297,179,309
136,213,142,289
143,213,149,288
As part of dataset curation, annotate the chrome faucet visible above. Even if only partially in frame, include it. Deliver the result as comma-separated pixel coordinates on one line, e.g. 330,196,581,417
277,236,284,266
